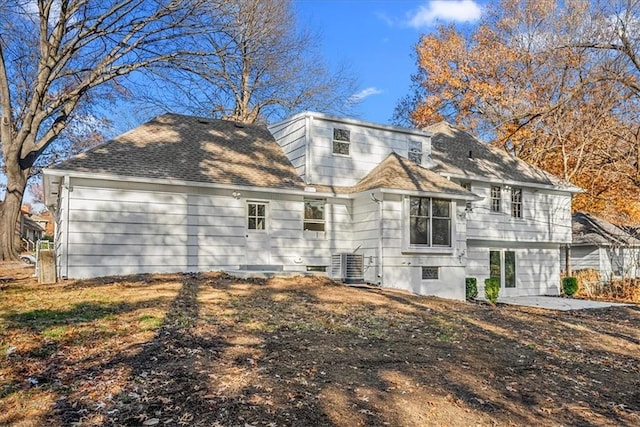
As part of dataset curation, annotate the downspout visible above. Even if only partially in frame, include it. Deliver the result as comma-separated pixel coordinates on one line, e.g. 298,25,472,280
371,193,383,285
63,175,70,278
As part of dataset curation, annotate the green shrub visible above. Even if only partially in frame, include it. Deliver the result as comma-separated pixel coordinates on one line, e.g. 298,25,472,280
465,277,478,300
562,276,578,296
484,277,500,304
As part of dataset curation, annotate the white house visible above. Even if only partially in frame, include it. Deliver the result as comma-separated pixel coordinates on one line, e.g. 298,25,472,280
43,112,580,300
562,212,640,280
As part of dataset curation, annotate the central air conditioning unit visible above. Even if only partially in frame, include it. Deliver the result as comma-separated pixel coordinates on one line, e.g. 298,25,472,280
330,253,364,283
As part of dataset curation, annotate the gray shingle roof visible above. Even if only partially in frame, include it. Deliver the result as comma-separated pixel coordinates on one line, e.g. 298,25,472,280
572,212,640,246
51,113,305,191
426,121,573,188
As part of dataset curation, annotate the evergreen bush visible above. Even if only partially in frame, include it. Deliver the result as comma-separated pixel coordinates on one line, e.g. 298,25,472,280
484,277,500,304
465,277,478,300
562,276,578,296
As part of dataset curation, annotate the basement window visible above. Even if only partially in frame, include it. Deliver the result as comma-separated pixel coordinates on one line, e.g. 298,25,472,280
306,265,327,272
422,266,439,280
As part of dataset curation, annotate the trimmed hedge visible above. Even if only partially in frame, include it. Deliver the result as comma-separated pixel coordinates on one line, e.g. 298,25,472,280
465,277,478,300
485,277,500,304
562,276,578,296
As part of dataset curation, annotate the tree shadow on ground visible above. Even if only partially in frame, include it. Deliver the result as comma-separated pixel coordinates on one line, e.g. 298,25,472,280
6,273,636,426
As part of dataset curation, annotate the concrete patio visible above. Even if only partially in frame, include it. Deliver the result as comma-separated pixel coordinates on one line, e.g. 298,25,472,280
497,295,633,311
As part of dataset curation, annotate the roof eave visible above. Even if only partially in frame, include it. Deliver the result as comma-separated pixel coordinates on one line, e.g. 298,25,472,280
440,172,583,193
270,111,433,138
351,187,478,200
42,168,353,199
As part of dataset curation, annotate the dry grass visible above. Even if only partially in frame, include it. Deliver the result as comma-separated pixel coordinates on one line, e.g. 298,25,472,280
574,268,640,302
1,263,639,426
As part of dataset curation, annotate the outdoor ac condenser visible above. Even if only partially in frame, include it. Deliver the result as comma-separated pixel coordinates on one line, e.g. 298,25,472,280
330,253,364,283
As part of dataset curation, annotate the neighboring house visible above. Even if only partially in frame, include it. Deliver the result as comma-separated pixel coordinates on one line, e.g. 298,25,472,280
43,113,580,300
562,212,640,280
20,208,45,251
30,211,54,237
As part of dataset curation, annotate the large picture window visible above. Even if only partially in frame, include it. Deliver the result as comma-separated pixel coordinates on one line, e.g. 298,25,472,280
304,199,325,232
409,197,451,247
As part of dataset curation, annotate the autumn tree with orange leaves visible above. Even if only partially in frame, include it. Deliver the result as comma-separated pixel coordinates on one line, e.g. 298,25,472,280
396,0,640,224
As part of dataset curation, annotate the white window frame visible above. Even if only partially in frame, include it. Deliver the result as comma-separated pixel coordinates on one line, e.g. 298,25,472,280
490,186,502,213
404,196,453,253
489,249,517,288
511,188,523,219
246,201,268,232
332,128,350,156
408,140,423,164
303,198,326,233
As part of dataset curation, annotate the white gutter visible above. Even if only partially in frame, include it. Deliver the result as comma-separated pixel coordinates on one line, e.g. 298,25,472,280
43,169,353,199
440,173,583,194
353,188,482,201
270,111,433,139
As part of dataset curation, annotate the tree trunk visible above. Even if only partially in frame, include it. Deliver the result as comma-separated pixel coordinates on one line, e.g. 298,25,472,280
0,170,28,261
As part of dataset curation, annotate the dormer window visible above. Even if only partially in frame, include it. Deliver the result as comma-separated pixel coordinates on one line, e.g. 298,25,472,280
332,128,350,155
408,140,422,164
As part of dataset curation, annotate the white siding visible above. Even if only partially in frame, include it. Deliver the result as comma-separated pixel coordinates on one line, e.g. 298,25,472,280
467,244,561,297
352,193,381,284
563,246,602,272
376,194,466,300
269,115,308,182
61,177,353,278
306,117,432,187
465,183,572,244
54,179,69,278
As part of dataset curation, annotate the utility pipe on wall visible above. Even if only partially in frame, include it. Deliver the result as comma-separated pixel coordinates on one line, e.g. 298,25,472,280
371,192,383,285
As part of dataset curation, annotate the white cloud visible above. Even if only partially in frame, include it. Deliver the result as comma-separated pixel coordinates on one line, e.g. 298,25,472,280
347,87,383,104
407,0,482,28
20,0,62,25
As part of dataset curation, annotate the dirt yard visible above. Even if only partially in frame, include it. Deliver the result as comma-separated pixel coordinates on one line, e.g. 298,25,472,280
1,262,639,426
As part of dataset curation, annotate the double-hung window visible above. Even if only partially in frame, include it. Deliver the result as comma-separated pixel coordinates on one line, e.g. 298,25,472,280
409,197,451,247
408,140,422,164
303,199,325,232
332,128,350,155
511,188,522,218
490,186,501,213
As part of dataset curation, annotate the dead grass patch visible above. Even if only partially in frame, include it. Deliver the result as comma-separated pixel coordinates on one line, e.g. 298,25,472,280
1,264,638,426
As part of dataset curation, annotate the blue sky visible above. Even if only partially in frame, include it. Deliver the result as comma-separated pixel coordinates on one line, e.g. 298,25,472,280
5,0,486,204
294,0,484,124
